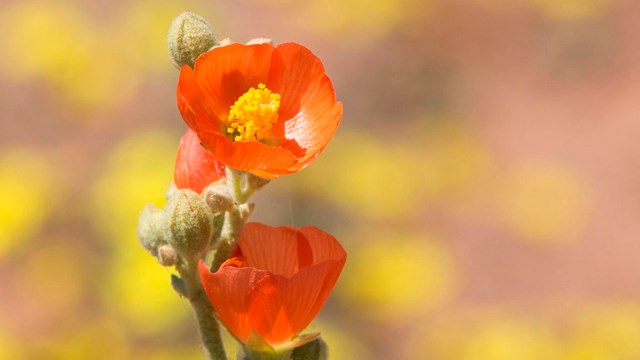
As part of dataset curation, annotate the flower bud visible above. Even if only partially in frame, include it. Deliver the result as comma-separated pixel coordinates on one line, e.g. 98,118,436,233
165,182,177,200
167,11,217,68
137,204,168,256
157,244,178,267
165,189,213,258
204,183,234,213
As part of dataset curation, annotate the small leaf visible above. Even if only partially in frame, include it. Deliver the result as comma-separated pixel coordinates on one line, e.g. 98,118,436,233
171,274,188,297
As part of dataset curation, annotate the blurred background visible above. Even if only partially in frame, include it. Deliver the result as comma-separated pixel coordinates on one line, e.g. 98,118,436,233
2,0,640,359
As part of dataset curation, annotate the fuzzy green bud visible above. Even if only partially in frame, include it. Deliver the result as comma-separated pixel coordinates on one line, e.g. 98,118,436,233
204,183,235,213
167,11,217,68
165,189,213,258
157,244,178,267
137,204,168,256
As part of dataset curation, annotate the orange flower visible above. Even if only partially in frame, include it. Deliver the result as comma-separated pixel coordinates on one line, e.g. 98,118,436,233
198,222,346,348
174,128,226,193
177,43,343,179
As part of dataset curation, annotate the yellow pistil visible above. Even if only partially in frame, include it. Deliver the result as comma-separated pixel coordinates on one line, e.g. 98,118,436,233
226,83,281,142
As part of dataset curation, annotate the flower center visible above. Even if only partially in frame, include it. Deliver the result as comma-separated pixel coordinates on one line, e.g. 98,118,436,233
226,83,281,142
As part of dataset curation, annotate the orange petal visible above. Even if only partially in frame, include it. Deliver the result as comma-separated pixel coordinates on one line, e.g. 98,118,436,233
304,258,345,331
238,223,300,277
268,43,328,122
177,65,203,132
246,273,293,344
199,261,268,343
284,91,342,171
194,43,275,121
244,226,346,346
248,261,339,345
174,129,225,193
198,131,297,178
269,43,343,170
299,226,347,264
286,260,343,336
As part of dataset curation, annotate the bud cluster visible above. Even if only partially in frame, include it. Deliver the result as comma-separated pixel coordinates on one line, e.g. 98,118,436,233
137,183,236,266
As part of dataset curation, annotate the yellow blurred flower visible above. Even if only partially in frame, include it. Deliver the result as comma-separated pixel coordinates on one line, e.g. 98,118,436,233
526,0,611,20
114,0,191,71
31,319,130,360
302,0,433,40
0,2,101,110
104,249,190,334
0,328,20,359
0,150,55,259
338,231,456,318
564,304,640,360
91,130,188,333
0,2,92,80
414,121,495,205
415,313,560,360
500,163,592,246
460,318,560,360
295,131,420,218
296,122,494,219
308,320,373,360
0,0,183,112
475,0,611,20
17,239,90,320
91,130,174,245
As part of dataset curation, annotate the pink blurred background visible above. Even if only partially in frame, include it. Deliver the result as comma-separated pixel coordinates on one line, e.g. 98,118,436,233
1,0,640,358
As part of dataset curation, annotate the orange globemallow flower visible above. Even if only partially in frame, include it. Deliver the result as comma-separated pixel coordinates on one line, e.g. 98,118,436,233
177,42,343,179
174,128,226,193
198,222,347,348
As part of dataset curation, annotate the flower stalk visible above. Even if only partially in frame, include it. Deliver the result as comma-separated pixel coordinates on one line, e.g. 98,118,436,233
138,11,344,360
180,167,261,360
176,256,227,360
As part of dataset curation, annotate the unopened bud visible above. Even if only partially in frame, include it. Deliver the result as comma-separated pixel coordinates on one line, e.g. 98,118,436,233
166,189,213,257
165,182,177,200
167,11,217,68
137,204,168,256
157,244,178,266
204,183,235,213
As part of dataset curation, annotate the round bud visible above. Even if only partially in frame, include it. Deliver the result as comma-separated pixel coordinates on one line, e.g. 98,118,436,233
137,204,168,256
167,11,217,68
204,183,235,213
157,244,178,267
165,189,213,258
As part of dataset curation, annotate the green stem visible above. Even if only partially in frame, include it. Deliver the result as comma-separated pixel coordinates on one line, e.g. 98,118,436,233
191,293,227,360
178,259,228,360
184,168,257,358
210,168,254,271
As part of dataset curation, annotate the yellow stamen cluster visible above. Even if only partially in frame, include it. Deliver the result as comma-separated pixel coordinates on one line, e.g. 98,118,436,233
226,83,281,142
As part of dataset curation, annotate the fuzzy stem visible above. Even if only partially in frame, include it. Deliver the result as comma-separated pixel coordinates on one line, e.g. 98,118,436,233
187,168,256,358
178,258,228,360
